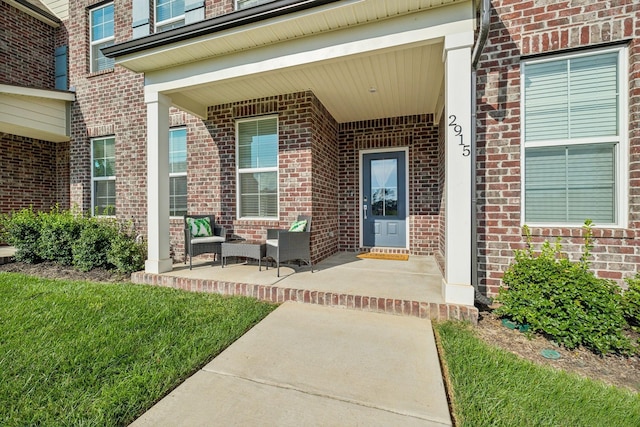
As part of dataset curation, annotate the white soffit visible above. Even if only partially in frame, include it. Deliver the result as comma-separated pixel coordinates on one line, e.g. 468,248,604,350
39,0,68,20
4,0,62,25
131,0,473,122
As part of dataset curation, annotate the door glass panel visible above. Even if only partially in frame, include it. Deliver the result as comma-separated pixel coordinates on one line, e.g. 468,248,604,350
370,158,398,216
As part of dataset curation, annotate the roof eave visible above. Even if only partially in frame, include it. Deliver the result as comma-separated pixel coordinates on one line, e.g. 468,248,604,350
103,0,342,58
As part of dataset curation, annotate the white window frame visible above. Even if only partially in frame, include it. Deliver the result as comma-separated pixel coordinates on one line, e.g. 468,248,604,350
235,115,279,220
520,46,628,228
91,136,116,217
89,3,115,73
169,127,188,218
155,0,185,32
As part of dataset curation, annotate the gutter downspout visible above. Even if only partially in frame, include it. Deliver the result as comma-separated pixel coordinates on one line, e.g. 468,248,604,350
471,0,492,305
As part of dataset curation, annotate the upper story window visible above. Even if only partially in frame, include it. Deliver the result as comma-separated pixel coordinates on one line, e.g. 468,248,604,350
90,3,115,72
236,116,279,219
92,136,116,216
522,47,627,226
169,128,187,217
236,0,276,10
156,0,185,32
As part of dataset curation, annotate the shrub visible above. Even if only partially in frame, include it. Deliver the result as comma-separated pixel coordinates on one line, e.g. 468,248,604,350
72,218,116,272
495,222,632,355
38,207,83,266
0,208,43,263
622,274,640,332
107,223,146,274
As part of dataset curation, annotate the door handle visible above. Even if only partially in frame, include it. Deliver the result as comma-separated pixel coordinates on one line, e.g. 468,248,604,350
363,204,367,220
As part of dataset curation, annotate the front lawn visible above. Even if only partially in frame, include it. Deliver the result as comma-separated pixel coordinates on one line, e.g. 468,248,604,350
434,321,640,426
0,273,276,426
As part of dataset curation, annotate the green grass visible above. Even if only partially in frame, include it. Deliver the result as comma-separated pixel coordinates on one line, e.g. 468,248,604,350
434,321,640,427
0,272,277,426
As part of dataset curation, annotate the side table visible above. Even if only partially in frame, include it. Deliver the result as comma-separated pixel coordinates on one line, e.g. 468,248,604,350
221,240,267,271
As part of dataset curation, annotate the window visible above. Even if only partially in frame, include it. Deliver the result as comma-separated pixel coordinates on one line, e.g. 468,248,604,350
156,0,185,32
92,137,116,216
522,48,626,225
90,3,115,72
236,117,278,218
236,0,276,10
170,128,187,217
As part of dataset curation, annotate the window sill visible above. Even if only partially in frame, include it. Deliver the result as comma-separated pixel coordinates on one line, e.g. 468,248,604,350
87,68,115,79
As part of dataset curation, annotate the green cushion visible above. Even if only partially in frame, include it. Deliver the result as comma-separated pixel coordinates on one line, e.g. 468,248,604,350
187,217,212,237
289,219,307,232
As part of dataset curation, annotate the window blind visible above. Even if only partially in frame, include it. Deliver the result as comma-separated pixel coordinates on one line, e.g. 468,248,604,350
238,119,278,169
169,129,187,174
524,52,618,142
156,0,184,22
237,117,278,218
525,144,615,223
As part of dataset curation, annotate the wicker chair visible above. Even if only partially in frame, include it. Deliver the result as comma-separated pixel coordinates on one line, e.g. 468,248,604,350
266,215,312,277
184,215,227,269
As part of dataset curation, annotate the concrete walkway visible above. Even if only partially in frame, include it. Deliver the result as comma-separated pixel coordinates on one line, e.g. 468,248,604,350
131,302,452,426
0,246,15,265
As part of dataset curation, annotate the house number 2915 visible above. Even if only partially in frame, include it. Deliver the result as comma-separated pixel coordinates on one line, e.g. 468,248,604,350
448,115,470,157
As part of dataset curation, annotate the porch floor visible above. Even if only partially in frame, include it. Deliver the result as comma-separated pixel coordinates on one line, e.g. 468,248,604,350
131,252,478,323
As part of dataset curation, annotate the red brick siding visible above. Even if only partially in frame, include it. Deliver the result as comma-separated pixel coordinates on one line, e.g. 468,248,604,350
476,0,640,296
337,115,441,256
0,1,70,223
437,113,446,275
0,2,57,89
0,134,70,215
67,1,148,233
311,94,340,262
192,92,336,263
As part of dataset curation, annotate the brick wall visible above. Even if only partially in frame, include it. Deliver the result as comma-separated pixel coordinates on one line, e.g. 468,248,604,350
189,91,336,263
437,113,446,275
476,0,640,296
0,2,70,223
0,134,69,215
0,2,57,89
337,115,441,256
67,0,149,239
311,94,340,261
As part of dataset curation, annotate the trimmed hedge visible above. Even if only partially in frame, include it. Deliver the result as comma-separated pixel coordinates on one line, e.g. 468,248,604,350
0,207,146,274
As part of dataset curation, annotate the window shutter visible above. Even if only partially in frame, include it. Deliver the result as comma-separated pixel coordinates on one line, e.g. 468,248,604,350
185,0,204,25
132,0,150,38
54,46,67,90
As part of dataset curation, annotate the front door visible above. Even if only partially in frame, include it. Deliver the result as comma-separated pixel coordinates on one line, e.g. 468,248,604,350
362,151,406,248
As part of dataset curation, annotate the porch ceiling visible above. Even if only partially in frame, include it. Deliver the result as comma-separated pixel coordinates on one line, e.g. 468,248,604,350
112,0,473,122
172,42,445,123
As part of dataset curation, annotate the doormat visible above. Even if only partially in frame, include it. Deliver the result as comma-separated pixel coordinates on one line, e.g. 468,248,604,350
357,252,409,261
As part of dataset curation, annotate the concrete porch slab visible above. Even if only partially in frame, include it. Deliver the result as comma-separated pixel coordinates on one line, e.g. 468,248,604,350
132,252,478,323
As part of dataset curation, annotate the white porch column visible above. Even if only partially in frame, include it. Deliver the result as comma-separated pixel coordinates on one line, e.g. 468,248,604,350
144,91,173,274
442,32,474,305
